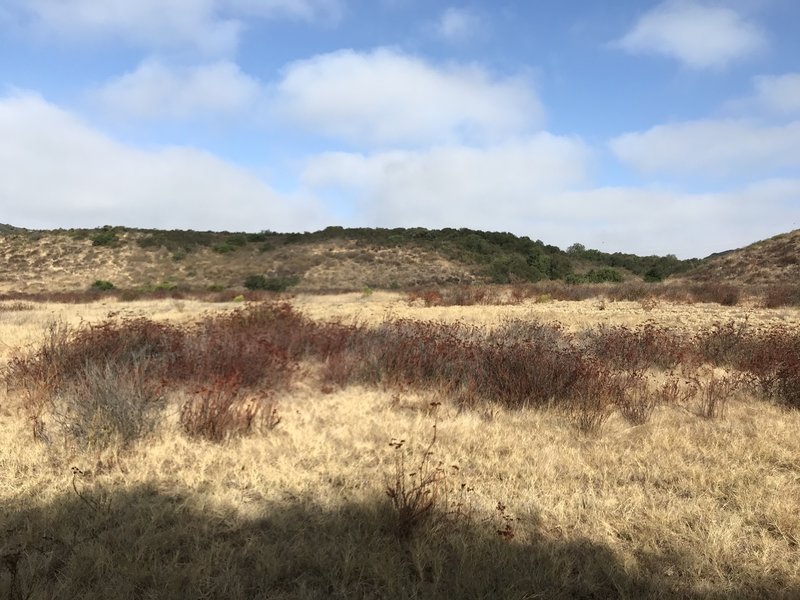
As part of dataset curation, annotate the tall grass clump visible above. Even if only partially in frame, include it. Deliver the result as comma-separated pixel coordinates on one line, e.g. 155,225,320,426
46,360,165,449
180,376,281,442
691,320,800,410
5,320,177,448
320,317,629,419
761,283,800,308
581,322,689,371
8,300,800,451
4,303,319,445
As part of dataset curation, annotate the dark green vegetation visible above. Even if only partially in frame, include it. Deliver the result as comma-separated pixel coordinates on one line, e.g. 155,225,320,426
565,243,700,282
243,274,299,292
3,223,798,296
1,223,700,284
90,280,115,291
272,226,701,283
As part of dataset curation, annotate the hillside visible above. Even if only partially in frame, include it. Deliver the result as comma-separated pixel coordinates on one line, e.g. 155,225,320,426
0,224,701,293
684,229,800,285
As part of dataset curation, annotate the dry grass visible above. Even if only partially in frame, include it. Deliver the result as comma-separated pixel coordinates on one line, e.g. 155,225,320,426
1,296,799,599
293,290,800,332
687,229,800,285
0,231,472,294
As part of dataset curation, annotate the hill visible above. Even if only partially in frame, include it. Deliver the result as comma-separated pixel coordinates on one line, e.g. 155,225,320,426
0,225,703,293
684,229,800,285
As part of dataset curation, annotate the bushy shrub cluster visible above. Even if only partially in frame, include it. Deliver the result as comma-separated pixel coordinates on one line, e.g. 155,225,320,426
243,275,299,292
7,301,800,449
565,268,625,284
89,226,122,247
90,280,115,291
403,280,800,307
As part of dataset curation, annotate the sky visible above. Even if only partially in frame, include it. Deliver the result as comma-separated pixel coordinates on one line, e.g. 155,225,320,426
1,0,799,258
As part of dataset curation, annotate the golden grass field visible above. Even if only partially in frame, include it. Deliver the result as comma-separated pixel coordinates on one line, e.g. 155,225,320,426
2,293,799,599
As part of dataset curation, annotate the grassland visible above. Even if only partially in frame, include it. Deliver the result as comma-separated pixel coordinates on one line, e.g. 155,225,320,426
1,291,799,599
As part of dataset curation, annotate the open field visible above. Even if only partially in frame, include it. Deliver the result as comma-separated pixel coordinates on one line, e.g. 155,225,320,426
2,293,800,599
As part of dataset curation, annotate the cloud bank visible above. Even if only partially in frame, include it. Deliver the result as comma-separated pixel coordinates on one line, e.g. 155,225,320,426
0,93,324,231
92,59,262,119
617,1,765,69
275,48,542,146
610,119,800,176
7,0,343,54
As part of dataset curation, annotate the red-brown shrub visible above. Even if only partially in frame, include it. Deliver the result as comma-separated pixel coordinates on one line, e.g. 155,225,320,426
180,376,280,442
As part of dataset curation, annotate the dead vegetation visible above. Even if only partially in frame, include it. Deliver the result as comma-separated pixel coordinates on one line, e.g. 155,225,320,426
1,296,799,598
687,228,800,285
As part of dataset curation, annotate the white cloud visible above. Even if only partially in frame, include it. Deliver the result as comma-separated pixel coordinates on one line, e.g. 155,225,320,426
13,0,239,55
1,93,794,258
7,0,343,54
227,0,343,23
302,134,591,229
275,48,542,146
303,140,799,256
609,119,800,176
551,184,799,257
0,93,325,231
436,7,481,43
92,59,262,119
617,1,766,69
751,73,800,114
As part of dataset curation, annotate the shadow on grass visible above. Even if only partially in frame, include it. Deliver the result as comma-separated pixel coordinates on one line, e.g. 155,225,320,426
1,483,796,600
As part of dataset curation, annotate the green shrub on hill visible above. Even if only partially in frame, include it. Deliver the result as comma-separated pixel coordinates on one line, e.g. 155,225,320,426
244,275,299,292
90,226,122,247
566,268,625,284
90,280,115,291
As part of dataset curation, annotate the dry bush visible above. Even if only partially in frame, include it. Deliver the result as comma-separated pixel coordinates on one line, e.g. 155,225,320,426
4,303,311,446
439,285,488,306
0,301,36,312
761,284,800,308
657,374,700,406
5,317,179,445
10,300,800,458
690,372,742,419
658,284,695,304
737,326,800,409
509,284,537,304
320,316,591,409
180,376,280,442
386,428,448,539
616,372,657,425
41,360,164,450
564,370,617,433
4,321,73,430
604,282,652,302
385,417,471,540
546,283,602,302
694,320,754,366
772,364,800,409
488,319,567,348
403,281,754,308
582,322,688,371
406,288,444,306
178,316,295,388
688,321,800,410
690,282,741,306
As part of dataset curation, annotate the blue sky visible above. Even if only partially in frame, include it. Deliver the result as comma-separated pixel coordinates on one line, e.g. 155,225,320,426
1,0,799,258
